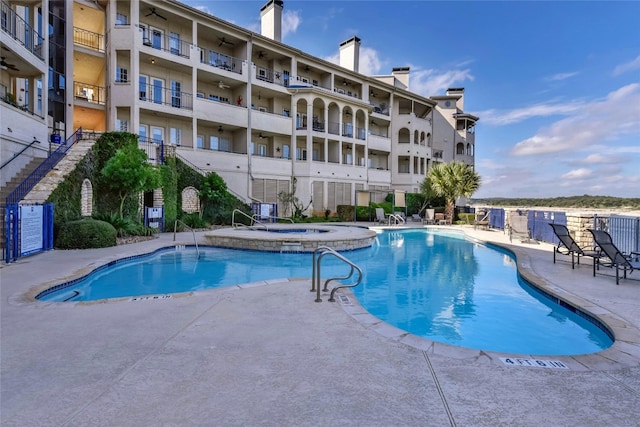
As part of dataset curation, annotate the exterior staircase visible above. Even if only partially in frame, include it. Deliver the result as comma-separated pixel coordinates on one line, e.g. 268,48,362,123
21,138,97,204
1,132,100,259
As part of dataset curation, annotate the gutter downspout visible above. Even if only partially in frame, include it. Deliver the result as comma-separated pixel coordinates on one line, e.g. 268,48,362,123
247,36,255,184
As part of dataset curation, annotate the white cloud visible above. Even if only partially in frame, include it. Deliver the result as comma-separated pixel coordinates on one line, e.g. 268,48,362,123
410,68,475,97
478,100,584,126
546,71,579,81
282,10,302,39
613,55,640,76
561,168,593,180
573,153,623,165
511,84,640,156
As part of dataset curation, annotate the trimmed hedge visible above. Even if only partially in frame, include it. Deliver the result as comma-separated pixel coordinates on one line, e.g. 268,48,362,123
55,218,117,249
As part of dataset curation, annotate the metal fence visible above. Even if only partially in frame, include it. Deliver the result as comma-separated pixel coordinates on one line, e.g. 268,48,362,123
482,208,638,255
593,214,640,255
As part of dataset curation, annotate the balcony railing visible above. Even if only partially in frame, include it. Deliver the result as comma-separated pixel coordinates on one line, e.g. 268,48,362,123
256,66,289,87
200,49,242,74
139,83,193,110
0,1,44,59
1,93,43,118
73,27,105,52
141,30,191,58
74,82,106,105
137,135,164,165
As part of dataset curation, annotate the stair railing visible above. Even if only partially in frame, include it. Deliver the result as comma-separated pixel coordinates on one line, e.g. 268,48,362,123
5,128,83,205
0,138,42,171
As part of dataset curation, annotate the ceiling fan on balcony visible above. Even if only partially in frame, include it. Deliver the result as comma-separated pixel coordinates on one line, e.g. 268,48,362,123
218,81,230,89
256,51,267,59
218,37,234,47
0,57,18,71
145,7,167,20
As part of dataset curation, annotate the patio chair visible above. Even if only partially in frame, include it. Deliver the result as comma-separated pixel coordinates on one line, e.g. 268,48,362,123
411,214,422,222
548,223,600,269
509,215,533,243
474,210,490,230
375,208,387,225
588,229,640,285
423,209,435,225
434,213,450,225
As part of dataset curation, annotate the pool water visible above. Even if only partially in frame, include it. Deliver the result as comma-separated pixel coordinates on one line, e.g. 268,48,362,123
38,229,613,355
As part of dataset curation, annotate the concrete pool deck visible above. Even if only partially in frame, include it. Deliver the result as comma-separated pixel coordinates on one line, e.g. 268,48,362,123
1,224,639,426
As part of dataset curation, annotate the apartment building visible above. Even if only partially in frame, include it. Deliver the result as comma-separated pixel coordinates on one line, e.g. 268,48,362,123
1,0,478,215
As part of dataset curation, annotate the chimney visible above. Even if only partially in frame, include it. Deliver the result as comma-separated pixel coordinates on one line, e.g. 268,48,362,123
339,36,361,73
446,87,465,110
392,67,410,90
260,0,283,42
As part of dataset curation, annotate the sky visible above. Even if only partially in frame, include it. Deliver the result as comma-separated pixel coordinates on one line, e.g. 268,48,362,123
179,0,640,199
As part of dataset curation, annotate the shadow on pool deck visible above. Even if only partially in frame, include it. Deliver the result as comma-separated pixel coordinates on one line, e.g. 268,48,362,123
1,224,639,426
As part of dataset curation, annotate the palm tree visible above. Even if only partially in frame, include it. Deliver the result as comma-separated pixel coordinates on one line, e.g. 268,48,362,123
421,162,481,221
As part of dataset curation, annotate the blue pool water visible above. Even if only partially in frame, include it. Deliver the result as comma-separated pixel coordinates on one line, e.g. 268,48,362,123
38,229,613,355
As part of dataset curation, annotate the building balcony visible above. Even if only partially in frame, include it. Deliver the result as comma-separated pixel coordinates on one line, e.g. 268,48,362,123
74,82,106,105
200,50,243,75
140,27,192,59
73,27,105,53
0,1,44,60
139,84,193,111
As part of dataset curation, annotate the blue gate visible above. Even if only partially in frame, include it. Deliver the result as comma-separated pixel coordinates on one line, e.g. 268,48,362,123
530,210,567,244
4,203,54,263
489,208,505,230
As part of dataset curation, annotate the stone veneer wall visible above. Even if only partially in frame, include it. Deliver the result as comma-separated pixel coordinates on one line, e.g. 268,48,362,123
566,214,595,248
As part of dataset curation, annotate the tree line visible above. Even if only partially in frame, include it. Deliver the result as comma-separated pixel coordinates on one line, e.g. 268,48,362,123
470,195,640,209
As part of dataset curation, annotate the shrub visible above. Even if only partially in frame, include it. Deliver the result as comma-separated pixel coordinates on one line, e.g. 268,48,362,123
55,219,117,249
181,212,209,229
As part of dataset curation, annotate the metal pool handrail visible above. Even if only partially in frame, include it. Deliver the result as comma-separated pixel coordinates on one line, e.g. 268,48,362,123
388,213,405,226
232,209,267,229
173,219,200,258
311,246,363,303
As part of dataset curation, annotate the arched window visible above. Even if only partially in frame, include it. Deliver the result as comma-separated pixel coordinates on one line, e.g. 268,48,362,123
456,142,465,155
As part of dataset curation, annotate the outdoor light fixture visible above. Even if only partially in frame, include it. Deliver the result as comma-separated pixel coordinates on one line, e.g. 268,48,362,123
218,125,223,133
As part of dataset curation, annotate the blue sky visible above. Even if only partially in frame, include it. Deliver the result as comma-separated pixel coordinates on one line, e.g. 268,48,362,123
179,1,640,198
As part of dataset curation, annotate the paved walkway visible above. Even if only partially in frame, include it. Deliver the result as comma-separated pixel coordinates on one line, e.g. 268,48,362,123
1,225,639,426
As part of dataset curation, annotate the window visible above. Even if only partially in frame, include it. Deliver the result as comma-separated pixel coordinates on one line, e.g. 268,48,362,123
171,81,181,108
196,92,204,98
282,145,290,159
115,13,128,25
196,135,204,149
258,144,267,157
139,124,148,140
296,148,307,160
151,127,163,143
116,119,128,131
152,29,163,49
152,78,163,104
116,66,128,83
282,108,290,117
169,32,180,55
141,25,151,45
209,136,219,150
139,75,148,100
170,128,181,146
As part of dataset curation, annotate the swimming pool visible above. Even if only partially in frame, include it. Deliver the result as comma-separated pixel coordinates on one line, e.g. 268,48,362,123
37,229,613,355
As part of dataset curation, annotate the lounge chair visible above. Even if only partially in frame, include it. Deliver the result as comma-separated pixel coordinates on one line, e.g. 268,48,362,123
474,210,490,230
434,213,450,225
509,215,532,243
411,214,422,222
375,207,387,225
548,223,600,269
423,209,435,225
588,229,640,285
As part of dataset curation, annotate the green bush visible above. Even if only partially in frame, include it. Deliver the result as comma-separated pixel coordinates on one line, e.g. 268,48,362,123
93,212,150,237
458,213,475,224
180,212,209,229
55,218,117,249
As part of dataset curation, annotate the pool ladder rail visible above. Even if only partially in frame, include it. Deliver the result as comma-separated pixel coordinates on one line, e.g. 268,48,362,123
311,246,363,303
387,213,405,226
173,219,201,258
231,208,293,230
